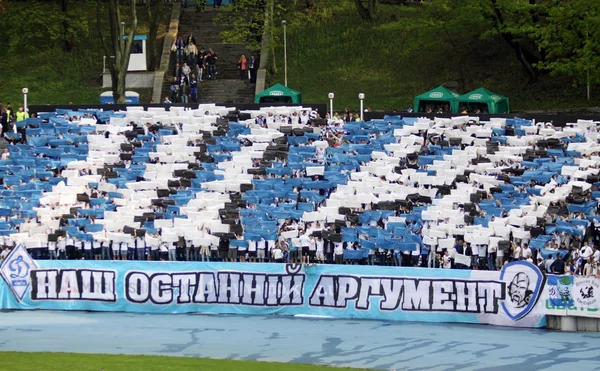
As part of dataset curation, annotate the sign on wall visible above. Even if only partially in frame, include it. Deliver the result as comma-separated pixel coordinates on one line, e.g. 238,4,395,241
1,246,546,328
546,275,600,318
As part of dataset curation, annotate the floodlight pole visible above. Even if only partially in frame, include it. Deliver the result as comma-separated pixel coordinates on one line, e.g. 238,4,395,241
282,20,288,87
328,92,334,119
22,88,29,112
359,93,365,121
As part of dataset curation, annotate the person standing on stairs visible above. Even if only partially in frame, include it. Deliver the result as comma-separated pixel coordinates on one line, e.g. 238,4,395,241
206,49,218,80
175,36,185,63
249,55,257,83
238,54,248,80
187,41,198,66
190,74,199,102
197,47,206,81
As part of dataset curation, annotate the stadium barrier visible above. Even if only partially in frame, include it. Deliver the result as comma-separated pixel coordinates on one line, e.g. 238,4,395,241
1,245,546,328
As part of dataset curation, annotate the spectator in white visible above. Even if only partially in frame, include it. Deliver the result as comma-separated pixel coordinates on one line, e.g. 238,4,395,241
134,232,145,261
83,238,93,260
48,239,57,260
257,238,267,262
57,236,66,259
514,243,532,261
308,235,316,264
333,240,344,264
300,231,311,264
471,244,480,270
247,238,257,263
593,245,600,264
199,241,210,262
272,243,284,263
146,233,160,261
442,250,451,269
496,243,505,270
164,239,175,261
210,240,219,261
120,236,129,261
583,257,597,277
160,239,169,261
1,149,9,160
315,236,324,263
580,242,593,263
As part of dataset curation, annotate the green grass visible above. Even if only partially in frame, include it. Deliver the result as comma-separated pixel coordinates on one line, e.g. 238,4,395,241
269,1,600,112
0,2,170,106
0,352,370,371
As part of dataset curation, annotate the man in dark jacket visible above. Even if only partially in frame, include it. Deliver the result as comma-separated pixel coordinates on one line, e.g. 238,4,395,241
551,253,565,274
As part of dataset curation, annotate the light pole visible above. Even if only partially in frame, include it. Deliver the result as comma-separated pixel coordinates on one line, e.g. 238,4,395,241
22,88,28,113
328,92,335,119
282,20,288,87
358,93,365,121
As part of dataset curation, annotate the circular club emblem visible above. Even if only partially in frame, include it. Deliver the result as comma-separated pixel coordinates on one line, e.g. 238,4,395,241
429,92,444,98
573,278,599,307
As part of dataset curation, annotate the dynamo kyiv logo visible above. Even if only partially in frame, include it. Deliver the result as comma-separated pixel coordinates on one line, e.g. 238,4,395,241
0,244,38,302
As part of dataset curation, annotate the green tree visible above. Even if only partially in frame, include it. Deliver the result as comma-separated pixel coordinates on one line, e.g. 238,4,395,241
533,1,600,92
0,1,88,54
96,0,137,104
146,0,164,71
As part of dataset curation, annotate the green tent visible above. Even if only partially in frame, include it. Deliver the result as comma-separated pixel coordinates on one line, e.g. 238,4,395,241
413,86,460,113
456,88,510,114
255,83,302,104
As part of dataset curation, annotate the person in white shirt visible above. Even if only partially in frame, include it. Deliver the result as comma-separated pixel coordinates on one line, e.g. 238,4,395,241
442,250,452,269
57,236,66,260
159,240,169,261
299,232,311,264
272,244,284,263
333,241,344,264
257,239,268,262
48,240,57,260
315,237,324,263
583,257,598,277
121,238,129,261
167,239,176,261
593,246,600,263
308,235,316,264
580,242,593,263
146,233,160,261
200,240,210,262
410,242,421,267
83,238,93,260
135,233,146,261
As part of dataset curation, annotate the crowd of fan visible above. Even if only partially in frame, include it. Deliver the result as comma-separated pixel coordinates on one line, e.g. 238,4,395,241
0,104,598,279
167,32,258,104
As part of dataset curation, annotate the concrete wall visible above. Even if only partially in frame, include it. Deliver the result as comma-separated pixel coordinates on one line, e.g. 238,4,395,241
546,316,600,332
152,3,181,104
102,72,155,89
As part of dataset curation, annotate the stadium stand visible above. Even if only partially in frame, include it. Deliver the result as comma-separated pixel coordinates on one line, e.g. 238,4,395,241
1,106,600,274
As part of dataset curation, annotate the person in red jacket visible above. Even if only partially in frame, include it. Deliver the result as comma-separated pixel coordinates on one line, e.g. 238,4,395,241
238,54,248,80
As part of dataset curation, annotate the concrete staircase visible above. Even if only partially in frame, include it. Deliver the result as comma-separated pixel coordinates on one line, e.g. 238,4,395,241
161,7,256,104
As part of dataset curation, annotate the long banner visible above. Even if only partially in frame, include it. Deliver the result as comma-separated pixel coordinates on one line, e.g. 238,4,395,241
546,275,600,318
1,245,546,328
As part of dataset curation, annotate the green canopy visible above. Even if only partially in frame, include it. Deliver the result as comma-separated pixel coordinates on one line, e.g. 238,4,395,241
456,88,510,114
413,86,460,113
255,83,302,104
